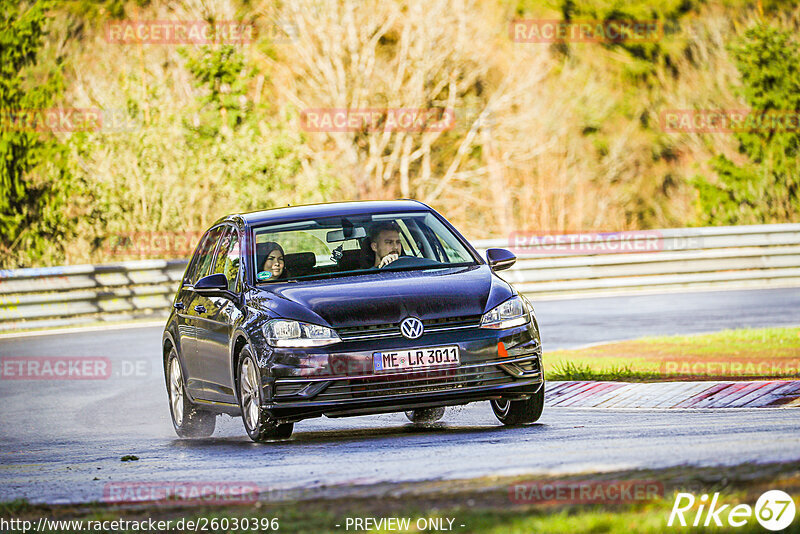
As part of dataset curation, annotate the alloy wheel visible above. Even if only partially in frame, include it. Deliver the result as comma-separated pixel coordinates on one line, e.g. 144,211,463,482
492,399,510,417
240,357,261,431
169,357,184,426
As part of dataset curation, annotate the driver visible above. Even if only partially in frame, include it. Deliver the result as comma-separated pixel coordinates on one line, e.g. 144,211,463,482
369,221,404,268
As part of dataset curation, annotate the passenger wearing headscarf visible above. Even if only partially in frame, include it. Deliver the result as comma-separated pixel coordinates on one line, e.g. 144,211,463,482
259,242,287,281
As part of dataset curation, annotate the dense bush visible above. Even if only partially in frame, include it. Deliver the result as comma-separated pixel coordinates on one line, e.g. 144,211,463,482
694,23,800,224
0,0,86,267
2,0,799,267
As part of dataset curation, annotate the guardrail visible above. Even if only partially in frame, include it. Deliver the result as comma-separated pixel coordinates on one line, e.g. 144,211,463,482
0,260,187,332
1,224,799,332
473,223,800,297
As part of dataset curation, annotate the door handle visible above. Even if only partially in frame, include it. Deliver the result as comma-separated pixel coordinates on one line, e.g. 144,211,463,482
173,302,185,310
194,305,207,313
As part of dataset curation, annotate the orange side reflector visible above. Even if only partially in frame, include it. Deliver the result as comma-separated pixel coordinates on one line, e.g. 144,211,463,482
497,341,509,358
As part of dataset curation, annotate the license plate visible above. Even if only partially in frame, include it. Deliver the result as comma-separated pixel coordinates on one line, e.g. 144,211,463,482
373,346,460,372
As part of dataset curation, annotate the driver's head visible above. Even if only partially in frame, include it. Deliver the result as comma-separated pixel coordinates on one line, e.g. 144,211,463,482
369,221,402,265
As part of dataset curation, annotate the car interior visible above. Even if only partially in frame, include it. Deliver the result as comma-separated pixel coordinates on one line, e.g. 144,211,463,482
251,214,474,282
254,237,388,279
254,223,419,280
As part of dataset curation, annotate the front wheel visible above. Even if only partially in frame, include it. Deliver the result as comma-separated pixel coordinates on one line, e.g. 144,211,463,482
237,346,293,442
167,349,216,438
491,383,545,425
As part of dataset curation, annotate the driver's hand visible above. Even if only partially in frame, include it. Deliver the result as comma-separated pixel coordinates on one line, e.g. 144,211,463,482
378,253,399,268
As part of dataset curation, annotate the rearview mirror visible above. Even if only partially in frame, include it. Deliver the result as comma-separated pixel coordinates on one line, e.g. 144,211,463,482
486,248,516,271
194,273,229,293
326,227,366,242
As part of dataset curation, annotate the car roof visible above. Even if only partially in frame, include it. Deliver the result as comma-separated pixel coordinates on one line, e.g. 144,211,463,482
229,200,433,227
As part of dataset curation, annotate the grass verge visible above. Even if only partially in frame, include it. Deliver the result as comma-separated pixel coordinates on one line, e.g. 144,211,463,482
546,326,800,382
2,462,799,533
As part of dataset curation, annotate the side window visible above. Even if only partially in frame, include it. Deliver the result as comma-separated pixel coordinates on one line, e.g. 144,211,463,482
191,226,223,284
396,220,420,256
227,232,241,291
212,227,241,292
185,230,212,283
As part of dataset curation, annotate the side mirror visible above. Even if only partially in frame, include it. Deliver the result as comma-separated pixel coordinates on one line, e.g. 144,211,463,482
194,273,229,294
486,248,516,271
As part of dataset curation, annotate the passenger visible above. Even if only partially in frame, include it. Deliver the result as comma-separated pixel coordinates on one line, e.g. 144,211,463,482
259,242,287,281
368,221,403,268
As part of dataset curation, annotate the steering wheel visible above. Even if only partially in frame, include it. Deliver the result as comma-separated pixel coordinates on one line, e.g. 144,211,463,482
381,255,439,268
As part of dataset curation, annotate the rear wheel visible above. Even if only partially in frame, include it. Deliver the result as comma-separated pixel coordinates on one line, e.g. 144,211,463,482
491,383,545,425
237,346,293,442
167,349,216,438
405,406,446,424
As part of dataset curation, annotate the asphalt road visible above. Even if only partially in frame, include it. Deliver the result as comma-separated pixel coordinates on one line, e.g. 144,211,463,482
537,286,800,349
1,288,799,504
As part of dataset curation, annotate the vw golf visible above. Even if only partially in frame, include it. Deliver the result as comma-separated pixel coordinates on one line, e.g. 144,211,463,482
162,200,544,441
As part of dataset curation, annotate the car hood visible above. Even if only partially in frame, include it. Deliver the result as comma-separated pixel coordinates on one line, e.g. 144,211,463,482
249,265,513,327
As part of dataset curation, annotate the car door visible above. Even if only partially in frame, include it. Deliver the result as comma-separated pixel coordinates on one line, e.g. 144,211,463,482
194,225,243,403
182,225,224,399
175,228,214,398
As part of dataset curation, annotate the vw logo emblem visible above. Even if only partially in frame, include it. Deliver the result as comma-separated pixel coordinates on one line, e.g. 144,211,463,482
400,317,424,339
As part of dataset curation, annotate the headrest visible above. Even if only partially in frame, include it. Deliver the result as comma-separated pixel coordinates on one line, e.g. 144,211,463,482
338,248,367,271
255,244,316,275
284,252,316,273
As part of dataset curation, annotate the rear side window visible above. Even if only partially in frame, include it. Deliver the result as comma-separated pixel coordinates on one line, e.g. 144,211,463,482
187,227,223,284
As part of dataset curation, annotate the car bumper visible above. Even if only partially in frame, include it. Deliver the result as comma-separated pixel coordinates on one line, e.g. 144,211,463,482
260,321,543,421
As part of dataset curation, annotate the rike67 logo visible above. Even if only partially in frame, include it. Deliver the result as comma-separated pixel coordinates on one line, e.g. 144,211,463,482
668,490,796,531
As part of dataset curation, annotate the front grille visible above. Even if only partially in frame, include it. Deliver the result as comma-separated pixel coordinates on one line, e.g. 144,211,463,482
336,322,397,340
423,315,482,328
336,315,482,341
315,363,513,401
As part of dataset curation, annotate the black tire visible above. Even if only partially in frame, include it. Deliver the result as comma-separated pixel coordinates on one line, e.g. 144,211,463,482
405,407,446,424
491,383,545,425
237,346,294,442
166,348,216,438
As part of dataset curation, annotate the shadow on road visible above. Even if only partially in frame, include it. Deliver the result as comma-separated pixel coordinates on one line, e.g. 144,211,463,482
169,422,549,449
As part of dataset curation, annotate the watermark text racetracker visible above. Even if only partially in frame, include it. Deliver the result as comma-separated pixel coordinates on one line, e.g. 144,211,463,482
104,481,260,506
510,19,662,43
0,108,139,133
0,357,150,380
510,479,664,505
661,109,800,133
661,359,800,379
105,231,204,258
105,20,255,45
300,108,455,132
508,230,703,254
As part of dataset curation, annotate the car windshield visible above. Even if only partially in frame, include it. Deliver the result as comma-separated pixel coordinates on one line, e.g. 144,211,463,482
252,211,477,283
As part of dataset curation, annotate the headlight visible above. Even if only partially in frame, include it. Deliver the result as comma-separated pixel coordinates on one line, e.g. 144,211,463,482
480,296,528,329
263,319,341,347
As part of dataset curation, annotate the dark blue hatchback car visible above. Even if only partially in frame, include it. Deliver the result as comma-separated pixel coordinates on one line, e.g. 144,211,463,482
162,200,544,441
